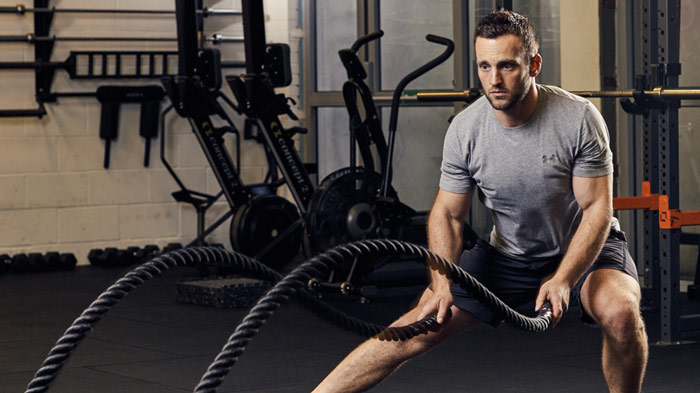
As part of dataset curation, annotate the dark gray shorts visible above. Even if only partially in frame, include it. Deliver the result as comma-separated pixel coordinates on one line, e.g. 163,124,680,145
451,228,638,326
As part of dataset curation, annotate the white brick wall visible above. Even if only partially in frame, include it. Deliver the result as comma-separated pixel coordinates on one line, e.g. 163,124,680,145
0,1,300,265
0,209,57,247
58,207,119,243
26,173,88,208
0,176,24,210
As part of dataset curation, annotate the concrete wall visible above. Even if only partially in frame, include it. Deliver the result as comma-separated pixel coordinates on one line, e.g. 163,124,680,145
559,0,601,110
0,0,299,265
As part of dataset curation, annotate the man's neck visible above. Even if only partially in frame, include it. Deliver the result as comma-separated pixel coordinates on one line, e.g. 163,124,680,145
492,82,539,128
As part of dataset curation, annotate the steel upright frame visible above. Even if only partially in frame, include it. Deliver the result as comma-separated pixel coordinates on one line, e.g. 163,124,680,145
639,0,700,344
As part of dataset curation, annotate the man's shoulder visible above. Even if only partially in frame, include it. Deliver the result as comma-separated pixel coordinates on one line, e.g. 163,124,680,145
450,96,491,126
539,84,594,110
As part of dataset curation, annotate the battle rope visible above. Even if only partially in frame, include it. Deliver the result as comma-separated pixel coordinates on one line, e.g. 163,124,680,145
193,239,553,393
23,247,259,393
25,240,552,393
23,245,440,393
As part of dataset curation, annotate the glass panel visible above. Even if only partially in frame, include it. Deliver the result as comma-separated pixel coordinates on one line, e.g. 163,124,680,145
317,107,352,179
315,1,357,91
469,0,495,88
512,0,561,86
379,0,454,91
380,106,454,211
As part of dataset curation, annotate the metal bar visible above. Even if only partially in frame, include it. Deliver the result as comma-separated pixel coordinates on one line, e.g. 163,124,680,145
303,0,318,181
641,0,661,315
52,92,97,98
201,8,242,16
221,61,246,68
307,91,428,107
680,211,700,227
135,53,142,76
33,0,54,102
241,0,267,74
415,88,700,101
205,35,245,43
0,61,65,69
175,0,199,78
453,0,469,113
0,52,245,79
185,209,235,248
1,5,241,15
657,0,681,345
625,0,639,264
1,34,242,43
0,106,46,118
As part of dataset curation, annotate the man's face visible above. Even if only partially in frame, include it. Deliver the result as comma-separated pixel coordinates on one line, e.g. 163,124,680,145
475,34,533,111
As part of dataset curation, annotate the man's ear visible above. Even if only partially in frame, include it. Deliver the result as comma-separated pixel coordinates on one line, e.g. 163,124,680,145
530,53,542,77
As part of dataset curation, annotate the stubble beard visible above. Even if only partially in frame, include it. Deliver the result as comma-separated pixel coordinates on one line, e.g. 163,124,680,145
485,77,531,111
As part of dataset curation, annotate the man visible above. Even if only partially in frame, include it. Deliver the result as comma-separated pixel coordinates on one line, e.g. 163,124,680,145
313,10,648,393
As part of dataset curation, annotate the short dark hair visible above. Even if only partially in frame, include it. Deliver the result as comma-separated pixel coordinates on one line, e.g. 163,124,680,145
475,9,539,60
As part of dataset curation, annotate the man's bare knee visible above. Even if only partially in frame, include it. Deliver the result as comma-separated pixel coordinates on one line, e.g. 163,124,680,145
598,301,645,347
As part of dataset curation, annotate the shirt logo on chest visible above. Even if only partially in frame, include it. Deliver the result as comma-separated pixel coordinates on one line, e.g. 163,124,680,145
542,154,556,163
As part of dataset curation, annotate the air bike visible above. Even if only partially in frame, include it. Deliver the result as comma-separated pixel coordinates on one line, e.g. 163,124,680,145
305,31,479,299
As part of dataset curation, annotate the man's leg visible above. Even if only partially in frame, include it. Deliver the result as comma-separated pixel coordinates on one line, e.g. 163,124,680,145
312,288,481,393
580,268,648,393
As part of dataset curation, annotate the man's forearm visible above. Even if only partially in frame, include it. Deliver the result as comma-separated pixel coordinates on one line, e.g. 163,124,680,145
427,210,464,289
555,204,612,286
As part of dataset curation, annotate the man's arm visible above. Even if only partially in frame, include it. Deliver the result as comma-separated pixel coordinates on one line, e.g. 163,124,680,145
418,188,473,324
535,173,613,325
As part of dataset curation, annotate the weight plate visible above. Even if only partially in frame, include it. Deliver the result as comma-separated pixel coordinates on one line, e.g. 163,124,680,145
230,194,301,270
305,167,401,254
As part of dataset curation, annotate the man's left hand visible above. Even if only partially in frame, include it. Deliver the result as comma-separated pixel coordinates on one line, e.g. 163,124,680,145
535,274,571,327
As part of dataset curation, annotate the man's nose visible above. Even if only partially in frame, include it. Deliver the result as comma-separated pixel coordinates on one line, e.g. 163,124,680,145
489,70,501,86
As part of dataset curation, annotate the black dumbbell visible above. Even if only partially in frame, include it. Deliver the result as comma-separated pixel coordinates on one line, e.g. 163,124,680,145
102,247,119,267
135,244,160,264
0,254,9,275
10,254,30,274
59,253,77,270
125,246,141,266
162,242,183,254
44,252,61,271
88,249,105,267
27,252,46,272
115,247,139,267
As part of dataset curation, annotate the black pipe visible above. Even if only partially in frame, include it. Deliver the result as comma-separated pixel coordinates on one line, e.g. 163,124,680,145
350,30,384,52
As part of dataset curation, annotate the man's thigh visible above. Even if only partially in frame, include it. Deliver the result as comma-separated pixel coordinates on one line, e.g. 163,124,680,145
579,268,642,326
572,229,641,325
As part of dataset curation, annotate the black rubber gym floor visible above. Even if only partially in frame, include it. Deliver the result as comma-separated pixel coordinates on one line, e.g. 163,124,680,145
2,264,700,393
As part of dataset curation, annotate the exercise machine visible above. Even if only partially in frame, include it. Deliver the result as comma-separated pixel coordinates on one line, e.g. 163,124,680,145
305,31,476,298
161,0,303,269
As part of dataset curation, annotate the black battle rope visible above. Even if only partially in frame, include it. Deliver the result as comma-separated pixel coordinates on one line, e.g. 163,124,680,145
23,247,276,393
23,246,436,393
193,239,553,393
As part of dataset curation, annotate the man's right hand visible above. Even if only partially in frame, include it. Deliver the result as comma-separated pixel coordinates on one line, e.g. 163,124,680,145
417,284,453,325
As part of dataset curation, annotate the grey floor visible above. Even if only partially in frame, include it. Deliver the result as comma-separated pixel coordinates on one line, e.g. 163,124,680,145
2,263,700,393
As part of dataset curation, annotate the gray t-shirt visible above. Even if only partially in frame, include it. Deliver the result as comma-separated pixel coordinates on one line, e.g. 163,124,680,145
439,84,613,260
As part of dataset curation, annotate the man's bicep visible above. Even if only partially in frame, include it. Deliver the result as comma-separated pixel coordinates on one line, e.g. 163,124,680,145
572,174,612,211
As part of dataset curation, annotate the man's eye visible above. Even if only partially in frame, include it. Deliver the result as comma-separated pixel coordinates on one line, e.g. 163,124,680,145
503,64,513,70
480,64,490,70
